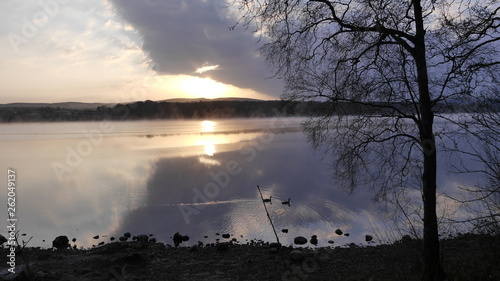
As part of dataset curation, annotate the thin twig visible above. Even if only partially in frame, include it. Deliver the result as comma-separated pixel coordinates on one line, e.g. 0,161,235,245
7,205,33,280
15,231,33,280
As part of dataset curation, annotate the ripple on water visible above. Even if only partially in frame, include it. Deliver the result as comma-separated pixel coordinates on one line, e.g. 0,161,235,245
192,192,362,246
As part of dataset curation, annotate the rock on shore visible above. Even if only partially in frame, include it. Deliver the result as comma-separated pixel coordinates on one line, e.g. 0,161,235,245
294,236,307,245
0,234,497,281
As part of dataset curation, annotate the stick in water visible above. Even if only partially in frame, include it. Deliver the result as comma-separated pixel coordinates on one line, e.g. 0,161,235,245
257,185,280,245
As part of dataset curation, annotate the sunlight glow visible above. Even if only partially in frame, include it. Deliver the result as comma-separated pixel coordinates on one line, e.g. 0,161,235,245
180,76,228,99
201,120,216,132
153,74,276,102
200,121,217,156
204,143,216,156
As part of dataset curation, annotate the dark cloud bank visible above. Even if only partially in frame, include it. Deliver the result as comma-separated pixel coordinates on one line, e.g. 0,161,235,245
110,0,283,98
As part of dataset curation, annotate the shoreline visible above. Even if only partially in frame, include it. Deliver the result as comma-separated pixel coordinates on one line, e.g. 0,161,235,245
1,233,498,281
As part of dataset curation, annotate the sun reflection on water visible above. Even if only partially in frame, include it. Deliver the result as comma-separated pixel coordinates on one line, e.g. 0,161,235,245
204,143,216,156
200,120,217,156
201,120,216,132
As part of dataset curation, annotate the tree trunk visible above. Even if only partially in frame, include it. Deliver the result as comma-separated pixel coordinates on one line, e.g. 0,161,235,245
413,1,445,281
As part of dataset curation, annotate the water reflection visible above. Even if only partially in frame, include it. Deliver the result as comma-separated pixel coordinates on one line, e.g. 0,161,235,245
0,135,154,248
0,119,311,248
198,156,221,166
113,131,382,248
0,118,483,249
201,120,216,132
200,120,217,155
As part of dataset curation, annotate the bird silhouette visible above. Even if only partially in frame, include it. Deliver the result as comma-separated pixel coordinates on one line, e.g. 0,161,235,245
282,198,291,206
263,196,272,204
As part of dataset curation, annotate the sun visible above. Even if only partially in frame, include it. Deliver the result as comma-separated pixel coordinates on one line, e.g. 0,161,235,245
155,74,277,101
180,76,228,99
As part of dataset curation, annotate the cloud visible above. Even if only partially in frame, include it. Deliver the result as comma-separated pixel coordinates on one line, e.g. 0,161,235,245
195,64,219,74
109,0,283,97
0,0,281,103
0,0,153,103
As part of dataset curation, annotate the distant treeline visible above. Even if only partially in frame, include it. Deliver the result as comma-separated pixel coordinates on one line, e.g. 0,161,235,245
0,99,497,122
0,100,300,122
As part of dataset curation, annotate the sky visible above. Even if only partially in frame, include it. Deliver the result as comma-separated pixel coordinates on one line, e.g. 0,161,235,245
0,0,282,103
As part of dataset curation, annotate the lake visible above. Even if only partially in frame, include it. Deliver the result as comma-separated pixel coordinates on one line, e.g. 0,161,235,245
0,118,479,248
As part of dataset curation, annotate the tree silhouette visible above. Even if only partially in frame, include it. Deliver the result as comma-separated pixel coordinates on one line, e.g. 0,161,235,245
231,1,499,280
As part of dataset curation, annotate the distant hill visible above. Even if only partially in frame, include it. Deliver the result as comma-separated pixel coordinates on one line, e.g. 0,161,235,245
158,97,266,103
0,102,112,109
0,98,267,109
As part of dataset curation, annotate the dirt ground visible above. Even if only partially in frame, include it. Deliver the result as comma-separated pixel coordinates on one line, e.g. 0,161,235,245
1,234,498,281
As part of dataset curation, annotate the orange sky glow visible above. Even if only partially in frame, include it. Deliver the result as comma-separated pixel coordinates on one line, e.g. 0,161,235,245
0,0,279,104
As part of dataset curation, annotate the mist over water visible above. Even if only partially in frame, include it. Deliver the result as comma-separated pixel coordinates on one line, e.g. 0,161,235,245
0,118,482,248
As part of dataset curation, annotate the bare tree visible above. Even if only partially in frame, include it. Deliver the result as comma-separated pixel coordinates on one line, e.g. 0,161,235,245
445,80,500,233
231,1,499,281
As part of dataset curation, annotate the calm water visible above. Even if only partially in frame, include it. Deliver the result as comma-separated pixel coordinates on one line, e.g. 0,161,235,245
0,118,477,248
